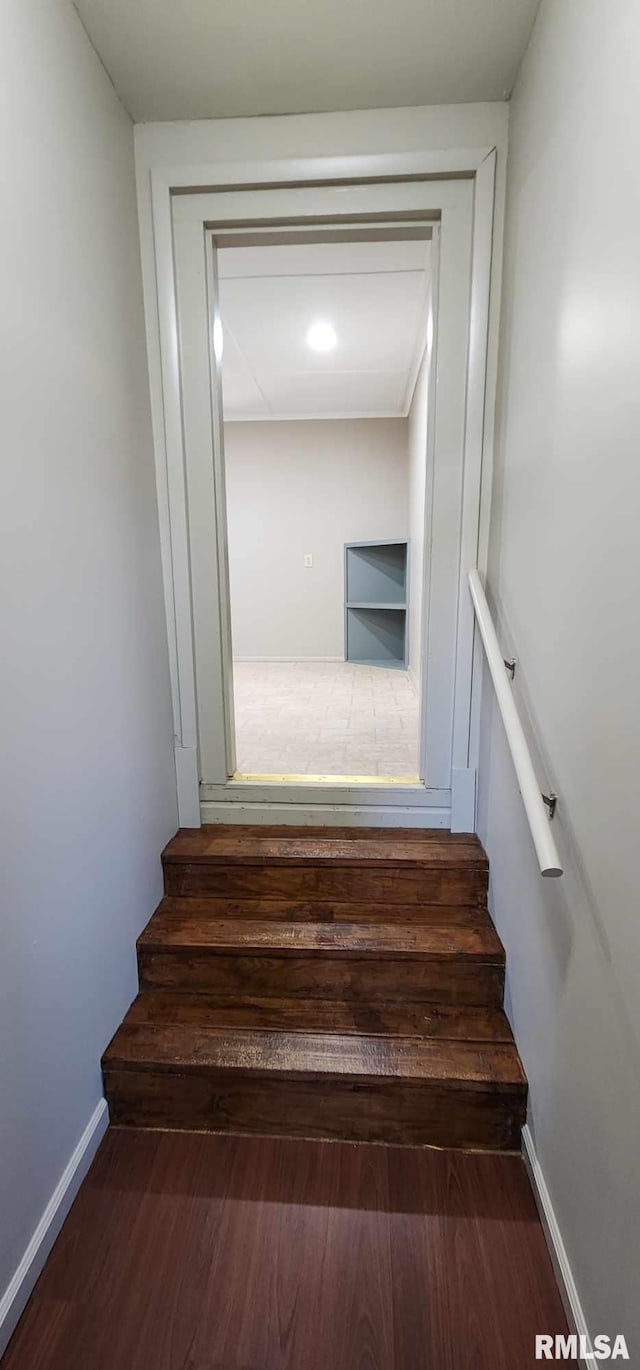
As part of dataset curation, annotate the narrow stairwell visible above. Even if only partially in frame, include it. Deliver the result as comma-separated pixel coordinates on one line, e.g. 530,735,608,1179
103,826,527,1149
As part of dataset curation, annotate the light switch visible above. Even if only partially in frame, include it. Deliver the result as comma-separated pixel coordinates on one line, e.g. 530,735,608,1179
304,553,313,568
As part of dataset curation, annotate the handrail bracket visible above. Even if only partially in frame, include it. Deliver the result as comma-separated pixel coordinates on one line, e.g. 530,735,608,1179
542,792,557,821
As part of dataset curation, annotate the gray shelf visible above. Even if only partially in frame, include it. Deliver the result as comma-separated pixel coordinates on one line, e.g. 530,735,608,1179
344,540,409,669
346,601,407,611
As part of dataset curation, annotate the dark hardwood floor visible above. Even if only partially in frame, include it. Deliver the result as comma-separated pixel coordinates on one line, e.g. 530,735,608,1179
2,1127,574,1370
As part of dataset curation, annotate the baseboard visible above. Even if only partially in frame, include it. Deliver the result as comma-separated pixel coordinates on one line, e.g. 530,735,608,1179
201,800,450,827
174,744,200,827
233,656,344,663
522,1125,593,1368
0,1098,109,1356
450,767,476,832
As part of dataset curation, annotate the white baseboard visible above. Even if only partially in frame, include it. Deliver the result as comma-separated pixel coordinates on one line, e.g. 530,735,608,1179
233,656,344,663
450,766,476,832
174,744,200,827
522,1125,593,1368
0,1098,109,1356
201,800,450,827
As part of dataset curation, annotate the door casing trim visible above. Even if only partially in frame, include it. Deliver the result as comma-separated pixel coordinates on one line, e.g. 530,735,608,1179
136,142,500,829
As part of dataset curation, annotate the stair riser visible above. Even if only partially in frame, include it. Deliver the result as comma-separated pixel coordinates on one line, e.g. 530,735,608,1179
163,863,488,905
104,1069,526,1150
151,897,488,927
126,992,513,1040
138,949,505,1006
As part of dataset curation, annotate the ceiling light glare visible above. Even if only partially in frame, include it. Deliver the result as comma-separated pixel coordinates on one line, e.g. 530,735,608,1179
306,320,337,352
212,316,224,363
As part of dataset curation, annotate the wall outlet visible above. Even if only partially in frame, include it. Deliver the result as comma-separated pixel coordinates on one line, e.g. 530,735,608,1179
304,553,313,568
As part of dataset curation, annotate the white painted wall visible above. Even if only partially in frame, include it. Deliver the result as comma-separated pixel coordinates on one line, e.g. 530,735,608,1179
225,418,408,659
407,349,430,677
477,0,640,1350
0,0,177,1347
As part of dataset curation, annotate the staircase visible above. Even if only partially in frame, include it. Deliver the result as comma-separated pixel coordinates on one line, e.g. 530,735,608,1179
103,826,527,1150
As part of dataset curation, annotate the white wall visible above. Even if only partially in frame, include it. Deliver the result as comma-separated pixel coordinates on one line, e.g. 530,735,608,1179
225,418,408,659
478,0,640,1350
407,348,430,677
0,0,177,1347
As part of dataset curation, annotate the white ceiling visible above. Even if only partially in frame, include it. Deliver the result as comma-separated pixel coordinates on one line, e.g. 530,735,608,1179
217,239,430,421
72,0,539,122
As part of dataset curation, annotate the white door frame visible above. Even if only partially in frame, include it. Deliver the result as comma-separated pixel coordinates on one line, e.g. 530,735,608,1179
142,146,497,829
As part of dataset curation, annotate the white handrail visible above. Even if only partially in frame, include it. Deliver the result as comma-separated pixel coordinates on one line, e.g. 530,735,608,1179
469,570,563,878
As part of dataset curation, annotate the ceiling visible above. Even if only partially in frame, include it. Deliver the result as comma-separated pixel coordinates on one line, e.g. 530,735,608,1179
217,238,430,421
72,0,539,122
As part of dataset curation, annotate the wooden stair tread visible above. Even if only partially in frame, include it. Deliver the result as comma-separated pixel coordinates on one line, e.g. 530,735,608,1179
163,825,488,869
144,894,488,926
104,1023,526,1092
125,991,514,1041
175,824,483,842
139,910,504,962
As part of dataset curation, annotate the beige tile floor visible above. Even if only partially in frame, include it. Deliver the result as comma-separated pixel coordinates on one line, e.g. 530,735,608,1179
232,660,420,777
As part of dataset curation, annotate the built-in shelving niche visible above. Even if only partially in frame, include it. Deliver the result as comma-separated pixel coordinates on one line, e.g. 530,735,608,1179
344,540,409,668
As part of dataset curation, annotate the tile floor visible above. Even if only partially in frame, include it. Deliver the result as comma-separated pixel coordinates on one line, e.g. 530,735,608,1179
232,660,420,777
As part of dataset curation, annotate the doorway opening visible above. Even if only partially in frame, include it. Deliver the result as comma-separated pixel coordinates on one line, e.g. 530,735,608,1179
216,231,433,782
169,168,484,825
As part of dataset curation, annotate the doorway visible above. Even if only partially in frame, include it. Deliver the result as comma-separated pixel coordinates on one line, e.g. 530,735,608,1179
217,233,431,780
168,168,491,827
